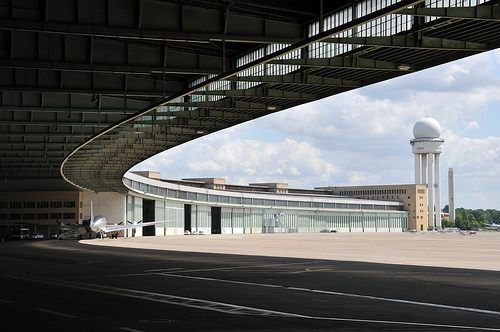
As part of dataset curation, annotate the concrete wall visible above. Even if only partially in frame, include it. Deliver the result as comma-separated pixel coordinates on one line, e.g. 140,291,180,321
81,192,126,224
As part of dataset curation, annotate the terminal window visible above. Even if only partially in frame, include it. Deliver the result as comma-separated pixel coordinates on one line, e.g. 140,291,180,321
50,202,63,208
9,213,22,220
36,213,49,220
64,201,76,208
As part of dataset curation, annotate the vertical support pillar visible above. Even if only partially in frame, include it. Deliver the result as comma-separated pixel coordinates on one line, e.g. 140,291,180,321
434,153,441,229
414,154,421,184
427,153,434,229
421,154,428,184
123,195,128,238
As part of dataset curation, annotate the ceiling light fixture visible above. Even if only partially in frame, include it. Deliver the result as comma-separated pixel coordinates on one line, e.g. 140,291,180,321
397,63,411,71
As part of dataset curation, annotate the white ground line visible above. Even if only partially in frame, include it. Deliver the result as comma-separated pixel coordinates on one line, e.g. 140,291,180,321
36,308,76,319
99,261,318,279
159,273,500,317
8,274,500,331
168,261,317,273
118,327,143,332
143,268,183,272
0,298,13,304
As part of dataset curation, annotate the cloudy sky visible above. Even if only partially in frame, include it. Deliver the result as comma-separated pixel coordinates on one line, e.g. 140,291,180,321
133,50,500,210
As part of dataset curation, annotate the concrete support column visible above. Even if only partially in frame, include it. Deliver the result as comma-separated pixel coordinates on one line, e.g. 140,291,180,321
435,153,441,229
421,154,428,184
427,153,434,229
414,154,421,184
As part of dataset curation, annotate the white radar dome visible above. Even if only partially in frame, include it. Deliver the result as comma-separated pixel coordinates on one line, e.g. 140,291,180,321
413,117,441,139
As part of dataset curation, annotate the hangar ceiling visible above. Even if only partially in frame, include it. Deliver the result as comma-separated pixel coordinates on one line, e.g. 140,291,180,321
0,0,499,192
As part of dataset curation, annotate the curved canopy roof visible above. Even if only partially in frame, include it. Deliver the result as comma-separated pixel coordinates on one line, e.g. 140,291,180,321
1,0,499,192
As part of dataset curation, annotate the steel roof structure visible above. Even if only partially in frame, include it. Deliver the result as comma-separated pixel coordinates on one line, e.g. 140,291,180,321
0,0,499,192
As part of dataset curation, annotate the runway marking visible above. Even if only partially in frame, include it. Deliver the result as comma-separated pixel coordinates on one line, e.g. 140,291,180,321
170,261,317,273
288,267,332,274
144,268,183,273
118,327,143,332
0,298,13,303
102,261,317,278
7,274,500,331
159,273,500,317
36,308,76,319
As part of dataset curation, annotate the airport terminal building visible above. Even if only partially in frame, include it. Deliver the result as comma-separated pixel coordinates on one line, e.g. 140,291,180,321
117,171,410,237
1,171,433,238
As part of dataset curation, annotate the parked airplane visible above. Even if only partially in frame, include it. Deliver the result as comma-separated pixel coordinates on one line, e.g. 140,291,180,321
485,223,500,231
88,201,170,238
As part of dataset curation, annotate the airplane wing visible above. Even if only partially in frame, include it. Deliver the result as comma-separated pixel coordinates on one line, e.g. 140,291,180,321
102,220,170,233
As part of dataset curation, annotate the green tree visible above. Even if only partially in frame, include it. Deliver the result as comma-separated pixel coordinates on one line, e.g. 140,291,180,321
472,209,487,225
470,220,481,230
455,208,469,230
441,219,454,228
452,208,500,229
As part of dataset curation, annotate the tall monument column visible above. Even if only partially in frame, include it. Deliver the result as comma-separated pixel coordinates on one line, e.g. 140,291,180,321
434,154,441,228
448,167,455,225
410,117,444,230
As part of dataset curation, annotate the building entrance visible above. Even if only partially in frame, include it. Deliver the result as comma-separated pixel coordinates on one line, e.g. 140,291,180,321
142,199,155,236
184,204,192,233
211,207,221,234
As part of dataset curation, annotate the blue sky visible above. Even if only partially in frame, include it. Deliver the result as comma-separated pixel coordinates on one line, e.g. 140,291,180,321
134,50,500,210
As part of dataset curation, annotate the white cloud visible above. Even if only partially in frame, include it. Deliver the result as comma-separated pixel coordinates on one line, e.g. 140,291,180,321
134,137,340,188
444,131,500,168
135,50,500,208
466,121,480,130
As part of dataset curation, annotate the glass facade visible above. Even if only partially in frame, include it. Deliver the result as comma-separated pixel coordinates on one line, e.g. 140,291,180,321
123,174,408,236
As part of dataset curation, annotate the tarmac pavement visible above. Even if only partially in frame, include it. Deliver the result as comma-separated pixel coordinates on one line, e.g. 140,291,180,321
1,233,500,331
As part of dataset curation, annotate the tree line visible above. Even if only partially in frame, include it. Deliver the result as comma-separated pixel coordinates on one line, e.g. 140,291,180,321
442,205,500,230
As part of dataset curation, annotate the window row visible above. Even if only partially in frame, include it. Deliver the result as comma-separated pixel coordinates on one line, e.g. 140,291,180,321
0,213,76,221
340,189,407,196
124,178,402,211
0,201,77,209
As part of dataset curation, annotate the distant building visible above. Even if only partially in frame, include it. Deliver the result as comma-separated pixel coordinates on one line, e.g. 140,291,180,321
0,190,82,238
317,184,428,231
121,171,409,236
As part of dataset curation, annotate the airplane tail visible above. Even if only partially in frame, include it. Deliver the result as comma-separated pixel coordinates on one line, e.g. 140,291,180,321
90,200,94,222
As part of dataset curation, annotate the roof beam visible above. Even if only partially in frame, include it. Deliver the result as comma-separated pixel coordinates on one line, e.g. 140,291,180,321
227,74,361,87
0,17,301,44
157,109,255,120
161,100,274,111
0,59,218,76
191,88,317,100
399,5,500,21
0,120,113,127
270,56,413,71
0,142,79,147
0,106,139,115
136,117,234,129
0,86,176,98
0,132,92,138
325,36,488,51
